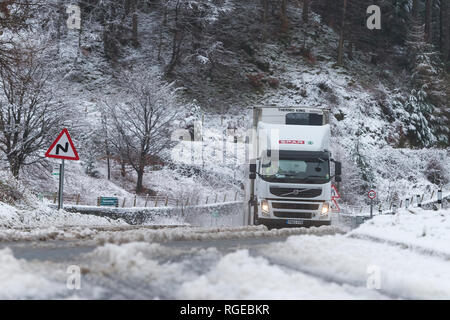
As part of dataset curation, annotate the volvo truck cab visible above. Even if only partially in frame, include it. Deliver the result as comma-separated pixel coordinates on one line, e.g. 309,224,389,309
245,107,341,228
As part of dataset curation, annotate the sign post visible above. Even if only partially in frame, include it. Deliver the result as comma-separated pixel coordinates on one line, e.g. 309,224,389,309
438,189,443,209
58,160,65,210
45,129,80,210
368,189,376,218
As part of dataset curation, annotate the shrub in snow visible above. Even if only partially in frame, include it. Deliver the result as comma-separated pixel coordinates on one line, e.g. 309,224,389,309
84,157,101,179
0,171,39,208
0,173,25,205
425,157,449,186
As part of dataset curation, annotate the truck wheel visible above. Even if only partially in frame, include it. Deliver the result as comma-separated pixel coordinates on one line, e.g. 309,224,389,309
316,220,331,227
252,211,260,225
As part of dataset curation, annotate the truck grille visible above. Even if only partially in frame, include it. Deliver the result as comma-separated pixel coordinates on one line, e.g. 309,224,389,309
274,211,313,219
270,187,322,198
272,203,320,210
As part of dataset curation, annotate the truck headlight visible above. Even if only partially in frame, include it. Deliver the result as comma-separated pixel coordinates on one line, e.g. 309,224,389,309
261,200,270,216
321,203,329,215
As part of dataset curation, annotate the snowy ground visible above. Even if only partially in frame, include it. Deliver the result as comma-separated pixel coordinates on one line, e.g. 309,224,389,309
349,207,450,257
0,207,448,299
0,201,125,230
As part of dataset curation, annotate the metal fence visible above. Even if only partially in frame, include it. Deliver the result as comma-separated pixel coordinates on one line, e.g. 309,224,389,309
39,191,243,208
338,186,449,218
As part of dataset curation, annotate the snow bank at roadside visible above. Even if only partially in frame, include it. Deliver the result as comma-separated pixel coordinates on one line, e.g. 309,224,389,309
0,170,128,230
349,207,450,257
0,248,66,299
0,223,344,243
177,249,385,300
261,233,450,299
0,201,126,229
80,242,385,299
91,225,343,245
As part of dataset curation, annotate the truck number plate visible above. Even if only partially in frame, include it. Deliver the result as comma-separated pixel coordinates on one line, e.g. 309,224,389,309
287,219,304,225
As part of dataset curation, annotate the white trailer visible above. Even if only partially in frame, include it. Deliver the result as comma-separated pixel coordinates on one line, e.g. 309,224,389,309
244,106,341,228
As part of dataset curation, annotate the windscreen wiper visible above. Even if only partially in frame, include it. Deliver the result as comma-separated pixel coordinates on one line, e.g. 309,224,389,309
302,176,328,182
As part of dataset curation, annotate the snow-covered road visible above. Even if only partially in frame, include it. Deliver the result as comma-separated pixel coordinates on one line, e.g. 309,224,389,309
1,207,449,300
0,230,385,300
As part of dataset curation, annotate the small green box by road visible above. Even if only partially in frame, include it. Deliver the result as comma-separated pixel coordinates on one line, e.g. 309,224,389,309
98,197,119,207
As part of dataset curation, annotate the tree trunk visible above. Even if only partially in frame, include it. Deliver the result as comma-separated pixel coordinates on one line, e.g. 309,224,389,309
261,0,268,21
157,7,167,61
302,0,310,24
167,2,181,74
440,0,449,62
136,151,147,193
425,0,434,43
337,0,347,66
9,156,21,178
281,0,289,31
136,169,144,193
121,159,126,177
261,0,269,41
412,0,420,19
105,140,111,180
347,42,353,60
132,0,139,47
56,1,64,54
125,0,131,16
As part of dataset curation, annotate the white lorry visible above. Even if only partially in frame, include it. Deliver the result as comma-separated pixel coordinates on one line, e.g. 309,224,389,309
245,106,341,228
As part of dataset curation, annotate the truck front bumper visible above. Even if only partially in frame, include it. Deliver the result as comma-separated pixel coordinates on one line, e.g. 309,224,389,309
257,217,331,228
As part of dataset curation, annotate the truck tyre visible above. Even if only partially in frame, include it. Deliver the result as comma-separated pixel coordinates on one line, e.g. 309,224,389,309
312,220,331,227
252,211,259,225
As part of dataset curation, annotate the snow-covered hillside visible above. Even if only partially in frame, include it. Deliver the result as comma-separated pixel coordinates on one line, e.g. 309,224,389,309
0,0,447,214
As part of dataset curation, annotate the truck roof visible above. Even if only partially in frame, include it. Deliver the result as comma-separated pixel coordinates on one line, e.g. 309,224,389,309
252,106,330,125
251,105,331,111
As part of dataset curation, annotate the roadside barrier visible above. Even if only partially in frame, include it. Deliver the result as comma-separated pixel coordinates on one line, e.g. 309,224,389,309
39,191,242,209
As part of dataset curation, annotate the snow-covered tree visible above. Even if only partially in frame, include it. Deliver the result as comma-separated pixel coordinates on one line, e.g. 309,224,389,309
404,18,448,146
163,0,234,74
0,0,36,74
406,21,443,95
104,68,182,193
0,47,65,177
402,88,436,147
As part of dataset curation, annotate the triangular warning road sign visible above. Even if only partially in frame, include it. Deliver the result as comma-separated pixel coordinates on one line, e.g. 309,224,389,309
331,184,341,199
45,128,80,160
331,184,341,213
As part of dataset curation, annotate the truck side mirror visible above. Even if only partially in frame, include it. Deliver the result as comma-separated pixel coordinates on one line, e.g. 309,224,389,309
335,161,342,176
335,175,342,183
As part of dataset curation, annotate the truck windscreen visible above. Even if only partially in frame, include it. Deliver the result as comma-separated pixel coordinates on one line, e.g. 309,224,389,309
259,152,330,184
